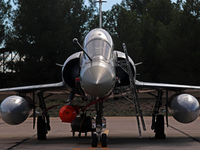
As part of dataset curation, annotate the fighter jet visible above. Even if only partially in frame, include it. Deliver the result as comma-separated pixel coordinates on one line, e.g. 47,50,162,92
0,0,200,147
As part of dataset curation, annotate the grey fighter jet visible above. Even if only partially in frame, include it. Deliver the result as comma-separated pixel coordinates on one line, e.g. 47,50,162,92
0,0,200,147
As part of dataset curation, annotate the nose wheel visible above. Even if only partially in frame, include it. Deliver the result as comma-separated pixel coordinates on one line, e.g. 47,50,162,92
91,102,108,147
101,133,108,147
91,133,107,147
91,133,98,147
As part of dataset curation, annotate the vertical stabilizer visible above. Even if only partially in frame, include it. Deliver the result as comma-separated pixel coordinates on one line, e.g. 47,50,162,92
96,0,107,28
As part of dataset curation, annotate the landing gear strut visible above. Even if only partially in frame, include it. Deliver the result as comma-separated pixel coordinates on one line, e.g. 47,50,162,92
37,92,51,140
150,90,166,139
91,102,107,147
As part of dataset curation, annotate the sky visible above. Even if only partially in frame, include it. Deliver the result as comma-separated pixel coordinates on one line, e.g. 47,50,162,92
85,0,177,11
85,0,122,11
100,0,122,11
9,0,178,11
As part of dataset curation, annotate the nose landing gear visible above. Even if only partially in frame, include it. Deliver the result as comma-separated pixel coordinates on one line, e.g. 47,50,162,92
91,102,108,147
91,133,107,147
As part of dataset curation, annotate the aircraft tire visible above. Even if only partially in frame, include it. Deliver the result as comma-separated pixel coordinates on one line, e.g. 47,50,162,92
101,133,107,147
91,133,98,147
37,116,47,140
155,114,166,139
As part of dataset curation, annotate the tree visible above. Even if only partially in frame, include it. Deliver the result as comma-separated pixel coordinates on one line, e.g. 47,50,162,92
2,0,200,87
122,0,153,15
0,0,12,87
5,0,90,86
138,0,174,82
163,0,200,84
0,0,11,46
85,0,98,31
104,4,143,61
144,0,173,25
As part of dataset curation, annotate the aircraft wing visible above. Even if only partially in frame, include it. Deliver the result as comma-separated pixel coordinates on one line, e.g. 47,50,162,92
135,80,200,91
0,81,66,94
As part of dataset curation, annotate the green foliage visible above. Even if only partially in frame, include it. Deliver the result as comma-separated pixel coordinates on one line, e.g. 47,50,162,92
122,0,153,15
1,0,200,87
3,0,90,86
163,0,200,84
0,0,11,45
0,0,5,45
104,0,200,84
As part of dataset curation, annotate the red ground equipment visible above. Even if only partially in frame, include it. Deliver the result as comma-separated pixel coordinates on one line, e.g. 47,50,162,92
59,105,79,123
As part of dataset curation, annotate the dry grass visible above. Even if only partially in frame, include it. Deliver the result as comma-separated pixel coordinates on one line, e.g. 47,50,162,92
0,96,166,117
35,98,165,117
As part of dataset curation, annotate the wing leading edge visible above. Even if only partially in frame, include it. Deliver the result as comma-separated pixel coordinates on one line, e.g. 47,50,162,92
135,80,200,91
0,81,65,93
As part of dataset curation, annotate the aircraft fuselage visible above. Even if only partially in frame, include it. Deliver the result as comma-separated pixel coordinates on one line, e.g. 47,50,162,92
80,28,116,98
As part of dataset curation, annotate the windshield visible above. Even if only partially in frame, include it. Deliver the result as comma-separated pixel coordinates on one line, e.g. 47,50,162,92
85,39,112,60
83,28,113,60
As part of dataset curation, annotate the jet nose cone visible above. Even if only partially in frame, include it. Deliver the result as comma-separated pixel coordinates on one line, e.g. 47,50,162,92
81,66,114,97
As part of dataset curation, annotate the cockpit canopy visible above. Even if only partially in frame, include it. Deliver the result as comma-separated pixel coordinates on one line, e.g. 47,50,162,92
83,28,114,60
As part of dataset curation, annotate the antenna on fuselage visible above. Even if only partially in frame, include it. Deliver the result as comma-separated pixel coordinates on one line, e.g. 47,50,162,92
96,0,107,28
73,38,92,61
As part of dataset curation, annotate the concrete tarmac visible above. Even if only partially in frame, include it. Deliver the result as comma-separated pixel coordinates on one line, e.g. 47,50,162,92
1,117,200,150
